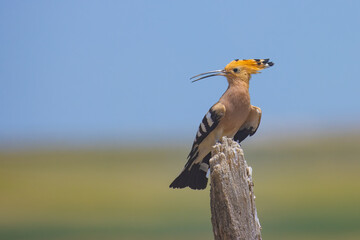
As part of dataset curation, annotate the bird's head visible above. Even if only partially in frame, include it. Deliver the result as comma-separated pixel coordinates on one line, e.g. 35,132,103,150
191,59,274,85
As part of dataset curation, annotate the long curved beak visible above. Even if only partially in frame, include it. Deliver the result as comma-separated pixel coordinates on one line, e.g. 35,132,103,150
190,69,226,83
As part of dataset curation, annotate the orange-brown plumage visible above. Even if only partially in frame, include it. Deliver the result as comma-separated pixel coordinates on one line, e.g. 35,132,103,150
170,58,273,190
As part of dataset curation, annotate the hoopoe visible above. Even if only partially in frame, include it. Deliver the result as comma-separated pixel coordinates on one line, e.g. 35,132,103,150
170,58,274,190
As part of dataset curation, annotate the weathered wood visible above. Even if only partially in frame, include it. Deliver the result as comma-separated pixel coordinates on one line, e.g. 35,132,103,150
210,137,261,240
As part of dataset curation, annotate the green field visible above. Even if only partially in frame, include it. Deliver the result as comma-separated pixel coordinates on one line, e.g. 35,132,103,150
1,133,360,240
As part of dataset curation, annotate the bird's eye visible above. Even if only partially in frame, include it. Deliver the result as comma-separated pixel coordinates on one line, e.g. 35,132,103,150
233,68,238,73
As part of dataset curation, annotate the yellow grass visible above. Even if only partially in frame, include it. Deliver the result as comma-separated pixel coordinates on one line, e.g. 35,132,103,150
0,134,360,239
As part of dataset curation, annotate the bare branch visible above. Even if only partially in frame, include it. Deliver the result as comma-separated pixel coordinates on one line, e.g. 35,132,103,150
210,137,261,240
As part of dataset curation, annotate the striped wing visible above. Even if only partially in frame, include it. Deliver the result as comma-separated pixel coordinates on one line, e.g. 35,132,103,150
234,105,262,143
185,102,226,168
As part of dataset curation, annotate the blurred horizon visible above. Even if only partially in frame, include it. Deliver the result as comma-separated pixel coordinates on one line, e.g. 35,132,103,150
3,127,360,147
1,123,360,151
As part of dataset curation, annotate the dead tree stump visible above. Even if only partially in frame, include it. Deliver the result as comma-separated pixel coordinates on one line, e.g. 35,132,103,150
210,137,262,240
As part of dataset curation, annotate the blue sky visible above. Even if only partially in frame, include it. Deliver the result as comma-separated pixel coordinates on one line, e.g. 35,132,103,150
1,0,360,146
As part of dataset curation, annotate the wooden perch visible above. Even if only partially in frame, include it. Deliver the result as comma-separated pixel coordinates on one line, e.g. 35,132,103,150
209,137,262,240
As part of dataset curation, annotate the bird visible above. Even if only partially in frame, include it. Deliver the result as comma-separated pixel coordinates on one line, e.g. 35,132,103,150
169,58,274,190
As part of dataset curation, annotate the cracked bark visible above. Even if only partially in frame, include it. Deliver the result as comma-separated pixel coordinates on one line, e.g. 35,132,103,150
210,137,262,240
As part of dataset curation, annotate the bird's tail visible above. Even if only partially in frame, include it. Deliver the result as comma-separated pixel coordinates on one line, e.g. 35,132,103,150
235,58,274,74
169,153,211,190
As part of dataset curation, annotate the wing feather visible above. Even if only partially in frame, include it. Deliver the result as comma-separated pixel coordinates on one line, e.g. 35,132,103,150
234,106,262,143
185,102,226,168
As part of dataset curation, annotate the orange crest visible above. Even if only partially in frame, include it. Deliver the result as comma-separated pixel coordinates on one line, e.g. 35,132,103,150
225,59,274,74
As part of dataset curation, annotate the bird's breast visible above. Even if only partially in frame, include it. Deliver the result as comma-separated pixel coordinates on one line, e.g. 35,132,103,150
219,88,251,137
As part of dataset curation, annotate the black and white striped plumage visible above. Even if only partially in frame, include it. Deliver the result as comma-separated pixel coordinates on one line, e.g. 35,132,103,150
187,106,224,165
169,103,225,190
169,103,262,190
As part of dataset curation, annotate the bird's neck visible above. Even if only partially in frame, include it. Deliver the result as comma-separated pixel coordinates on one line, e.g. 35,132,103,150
228,78,250,90
227,72,251,90
222,79,250,105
